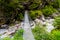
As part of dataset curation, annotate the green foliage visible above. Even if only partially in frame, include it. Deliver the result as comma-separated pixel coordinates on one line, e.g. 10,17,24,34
3,37,11,40
53,0,60,8
32,0,41,3
0,38,3,40
0,0,60,25
58,0,60,8
32,24,55,40
29,0,42,9
17,13,24,20
29,10,42,19
54,15,60,29
13,29,24,40
18,0,29,2
2,29,24,40
46,0,59,8
45,0,60,8
29,3,39,10
42,6,58,17
52,30,60,40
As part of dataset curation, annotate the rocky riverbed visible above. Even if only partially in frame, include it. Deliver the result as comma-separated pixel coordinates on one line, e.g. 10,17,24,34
34,16,55,32
0,23,21,38
0,13,59,38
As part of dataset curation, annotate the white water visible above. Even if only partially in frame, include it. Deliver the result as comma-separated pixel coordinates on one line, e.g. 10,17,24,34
23,10,35,40
34,16,55,33
0,29,7,38
46,19,54,32
0,29,7,34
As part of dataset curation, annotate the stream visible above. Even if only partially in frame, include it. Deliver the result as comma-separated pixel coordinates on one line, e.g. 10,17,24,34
0,11,55,39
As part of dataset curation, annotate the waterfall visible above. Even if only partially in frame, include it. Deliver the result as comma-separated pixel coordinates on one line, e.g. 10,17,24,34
23,10,35,40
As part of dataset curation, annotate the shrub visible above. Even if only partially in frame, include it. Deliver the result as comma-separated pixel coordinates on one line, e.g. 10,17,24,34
3,37,11,40
17,13,24,21
29,0,42,10
52,30,60,40
13,29,24,40
46,0,59,8
29,3,39,10
0,38,3,40
29,10,42,20
32,24,55,40
42,6,58,17
54,15,60,29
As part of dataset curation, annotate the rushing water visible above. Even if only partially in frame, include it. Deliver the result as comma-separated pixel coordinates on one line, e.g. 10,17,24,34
23,10,35,40
46,19,54,32
0,29,7,38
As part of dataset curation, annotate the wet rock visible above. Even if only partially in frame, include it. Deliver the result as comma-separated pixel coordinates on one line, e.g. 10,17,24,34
0,29,7,35
1,24,9,29
30,21,35,28
52,12,60,17
46,23,54,32
34,19,40,23
34,17,55,33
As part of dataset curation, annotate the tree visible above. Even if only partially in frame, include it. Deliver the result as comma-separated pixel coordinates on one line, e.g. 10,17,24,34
0,0,59,24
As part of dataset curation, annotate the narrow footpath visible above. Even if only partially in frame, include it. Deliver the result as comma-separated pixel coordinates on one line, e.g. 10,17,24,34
23,10,35,40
